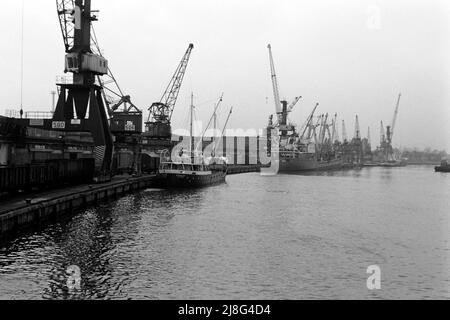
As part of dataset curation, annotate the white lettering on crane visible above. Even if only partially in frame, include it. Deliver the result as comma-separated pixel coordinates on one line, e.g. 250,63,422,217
74,6,81,30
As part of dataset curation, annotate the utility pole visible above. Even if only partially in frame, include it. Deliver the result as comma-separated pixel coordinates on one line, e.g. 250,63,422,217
190,92,194,164
213,108,217,157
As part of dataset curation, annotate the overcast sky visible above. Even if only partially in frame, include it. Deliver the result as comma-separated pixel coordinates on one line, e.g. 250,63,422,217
0,0,449,151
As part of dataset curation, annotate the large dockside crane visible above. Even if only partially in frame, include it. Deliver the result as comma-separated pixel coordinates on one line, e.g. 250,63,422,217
385,93,402,160
145,44,194,139
51,0,114,181
377,93,402,161
267,44,301,137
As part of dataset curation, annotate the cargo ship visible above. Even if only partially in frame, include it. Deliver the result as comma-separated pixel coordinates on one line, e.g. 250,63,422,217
273,126,343,173
266,94,343,173
278,151,343,172
266,44,342,173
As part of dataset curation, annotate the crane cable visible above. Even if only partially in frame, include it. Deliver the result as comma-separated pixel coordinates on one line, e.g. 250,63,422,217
20,0,25,118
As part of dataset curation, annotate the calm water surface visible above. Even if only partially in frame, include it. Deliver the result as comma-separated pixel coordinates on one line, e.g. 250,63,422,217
1,165,449,300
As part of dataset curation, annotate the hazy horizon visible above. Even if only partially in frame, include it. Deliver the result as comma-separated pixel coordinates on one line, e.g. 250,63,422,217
0,0,448,151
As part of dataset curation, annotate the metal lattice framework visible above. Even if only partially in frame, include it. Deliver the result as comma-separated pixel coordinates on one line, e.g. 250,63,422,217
148,44,194,124
56,0,75,53
56,0,141,116
267,44,282,123
267,44,301,127
91,27,141,116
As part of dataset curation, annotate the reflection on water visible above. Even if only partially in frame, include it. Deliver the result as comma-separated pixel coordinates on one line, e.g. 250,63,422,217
0,166,449,300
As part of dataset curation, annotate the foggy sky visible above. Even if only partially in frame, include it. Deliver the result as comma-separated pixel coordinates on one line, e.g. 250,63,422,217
0,0,449,151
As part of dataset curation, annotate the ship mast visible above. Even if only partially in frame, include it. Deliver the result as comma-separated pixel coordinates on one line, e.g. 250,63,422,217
190,93,194,164
213,107,233,157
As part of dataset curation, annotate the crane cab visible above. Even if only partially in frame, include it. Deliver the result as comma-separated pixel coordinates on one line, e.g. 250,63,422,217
65,52,108,75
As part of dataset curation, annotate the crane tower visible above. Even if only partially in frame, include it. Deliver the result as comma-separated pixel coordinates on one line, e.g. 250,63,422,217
54,0,113,180
146,44,194,139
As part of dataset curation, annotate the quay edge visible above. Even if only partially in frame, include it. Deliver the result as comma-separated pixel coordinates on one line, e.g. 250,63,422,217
0,174,158,237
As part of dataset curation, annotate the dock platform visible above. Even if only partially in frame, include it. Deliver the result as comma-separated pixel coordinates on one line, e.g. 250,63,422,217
0,174,158,236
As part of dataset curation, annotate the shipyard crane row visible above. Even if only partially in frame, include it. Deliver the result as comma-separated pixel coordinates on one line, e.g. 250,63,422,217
300,103,319,140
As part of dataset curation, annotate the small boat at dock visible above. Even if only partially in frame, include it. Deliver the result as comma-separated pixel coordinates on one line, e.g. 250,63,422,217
157,93,232,188
159,160,227,188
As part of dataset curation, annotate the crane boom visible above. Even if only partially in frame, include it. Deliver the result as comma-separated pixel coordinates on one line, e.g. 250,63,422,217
390,93,402,141
90,26,141,116
148,44,194,124
199,94,224,146
213,107,233,156
56,0,75,53
267,44,282,122
287,96,302,112
300,103,319,139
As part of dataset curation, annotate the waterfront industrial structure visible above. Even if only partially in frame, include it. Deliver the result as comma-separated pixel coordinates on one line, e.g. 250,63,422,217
0,0,419,222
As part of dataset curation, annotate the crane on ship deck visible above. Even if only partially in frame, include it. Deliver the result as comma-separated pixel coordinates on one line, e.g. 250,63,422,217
300,103,319,140
385,93,402,160
377,93,402,162
267,44,301,137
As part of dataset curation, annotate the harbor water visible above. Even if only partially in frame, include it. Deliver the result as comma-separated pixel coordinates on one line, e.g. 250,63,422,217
0,165,449,300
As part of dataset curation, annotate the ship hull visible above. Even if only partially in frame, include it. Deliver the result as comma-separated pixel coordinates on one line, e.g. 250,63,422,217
279,156,343,172
159,170,227,188
435,165,450,173
364,160,408,168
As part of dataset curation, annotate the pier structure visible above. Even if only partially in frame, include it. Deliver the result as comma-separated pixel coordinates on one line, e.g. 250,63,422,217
0,174,158,237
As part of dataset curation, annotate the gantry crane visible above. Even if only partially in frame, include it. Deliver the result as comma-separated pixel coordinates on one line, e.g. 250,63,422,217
54,0,113,180
57,0,142,131
146,44,194,139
